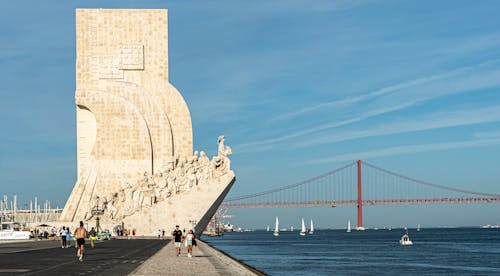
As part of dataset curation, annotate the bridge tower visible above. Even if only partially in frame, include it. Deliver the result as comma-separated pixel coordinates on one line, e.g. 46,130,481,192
357,160,363,229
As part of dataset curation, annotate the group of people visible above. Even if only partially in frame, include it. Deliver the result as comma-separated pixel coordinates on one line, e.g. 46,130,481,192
157,229,166,239
172,225,197,258
59,226,74,248
57,222,96,262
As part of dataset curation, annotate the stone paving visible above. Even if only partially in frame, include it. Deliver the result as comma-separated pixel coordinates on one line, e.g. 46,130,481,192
130,240,262,276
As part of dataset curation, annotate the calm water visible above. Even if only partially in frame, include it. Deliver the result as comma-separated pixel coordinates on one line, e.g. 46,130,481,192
203,228,500,275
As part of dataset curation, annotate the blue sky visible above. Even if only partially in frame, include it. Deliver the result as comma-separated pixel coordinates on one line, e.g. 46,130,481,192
1,0,499,228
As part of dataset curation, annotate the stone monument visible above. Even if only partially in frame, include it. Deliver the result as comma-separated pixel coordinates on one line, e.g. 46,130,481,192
59,9,235,236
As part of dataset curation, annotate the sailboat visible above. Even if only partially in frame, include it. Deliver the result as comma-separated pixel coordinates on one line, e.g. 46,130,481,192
273,217,279,236
300,217,307,236
347,220,351,233
309,219,314,234
290,226,294,231
266,225,270,232
417,224,420,232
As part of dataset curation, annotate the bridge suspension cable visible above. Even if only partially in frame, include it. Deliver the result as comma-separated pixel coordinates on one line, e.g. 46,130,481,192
221,160,500,229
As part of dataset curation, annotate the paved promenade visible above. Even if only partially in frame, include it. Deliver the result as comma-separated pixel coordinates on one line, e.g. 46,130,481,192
130,239,262,275
0,238,262,275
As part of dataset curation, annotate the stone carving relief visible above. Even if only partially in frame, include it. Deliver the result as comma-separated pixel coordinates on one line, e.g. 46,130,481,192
98,55,124,79
119,45,144,70
86,137,233,221
98,44,144,79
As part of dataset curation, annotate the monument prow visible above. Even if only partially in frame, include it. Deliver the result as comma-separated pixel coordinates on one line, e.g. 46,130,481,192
60,9,235,236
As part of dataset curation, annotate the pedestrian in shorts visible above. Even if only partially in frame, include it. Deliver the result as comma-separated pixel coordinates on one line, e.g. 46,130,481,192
172,225,183,256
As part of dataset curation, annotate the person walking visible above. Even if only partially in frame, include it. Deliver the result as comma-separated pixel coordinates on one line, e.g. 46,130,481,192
60,226,67,248
185,229,196,258
74,221,88,262
89,227,97,248
66,227,72,248
172,225,183,256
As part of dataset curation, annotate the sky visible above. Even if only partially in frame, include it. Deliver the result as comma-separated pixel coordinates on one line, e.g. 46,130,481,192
1,0,500,229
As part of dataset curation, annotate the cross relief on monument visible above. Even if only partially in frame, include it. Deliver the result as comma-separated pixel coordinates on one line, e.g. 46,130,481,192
119,45,144,70
98,44,144,79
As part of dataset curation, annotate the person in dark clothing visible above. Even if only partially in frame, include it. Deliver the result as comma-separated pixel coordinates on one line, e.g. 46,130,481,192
172,225,183,256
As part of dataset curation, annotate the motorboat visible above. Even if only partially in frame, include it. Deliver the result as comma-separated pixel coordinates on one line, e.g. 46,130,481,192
309,219,314,234
300,217,306,236
400,231,413,246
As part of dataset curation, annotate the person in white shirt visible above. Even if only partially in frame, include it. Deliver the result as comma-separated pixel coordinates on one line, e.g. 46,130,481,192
185,229,196,258
60,226,67,248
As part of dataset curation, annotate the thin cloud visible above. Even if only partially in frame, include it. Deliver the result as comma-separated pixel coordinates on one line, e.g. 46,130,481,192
236,99,422,153
293,105,500,148
269,59,500,123
236,65,500,154
305,137,500,165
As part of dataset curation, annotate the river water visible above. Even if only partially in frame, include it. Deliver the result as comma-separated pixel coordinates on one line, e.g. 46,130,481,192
203,228,500,275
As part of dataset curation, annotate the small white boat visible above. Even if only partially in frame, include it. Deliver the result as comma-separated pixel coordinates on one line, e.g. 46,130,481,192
347,220,351,233
300,217,306,236
266,225,270,232
309,219,314,234
290,226,294,231
400,231,413,246
273,217,279,236
417,224,420,232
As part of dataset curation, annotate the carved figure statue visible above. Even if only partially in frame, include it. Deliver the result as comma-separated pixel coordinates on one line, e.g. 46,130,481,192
91,136,233,222
213,135,232,175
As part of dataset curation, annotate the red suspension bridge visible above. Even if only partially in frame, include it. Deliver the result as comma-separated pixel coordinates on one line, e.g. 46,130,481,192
221,160,500,229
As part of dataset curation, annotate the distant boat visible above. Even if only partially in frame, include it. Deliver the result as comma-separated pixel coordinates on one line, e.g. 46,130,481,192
290,226,294,231
300,217,306,236
417,224,420,232
266,225,270,232
309,219,314,234
347,220,351,233
400,230,413,246
273,217,279,236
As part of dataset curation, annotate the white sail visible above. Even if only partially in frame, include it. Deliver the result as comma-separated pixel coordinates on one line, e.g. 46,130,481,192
309,219,314,234
266,225,270,232
347,220,351,233
273,217,279,236
300,217,306,236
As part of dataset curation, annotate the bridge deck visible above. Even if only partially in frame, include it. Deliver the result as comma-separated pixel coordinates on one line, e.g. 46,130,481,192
222,197,500,208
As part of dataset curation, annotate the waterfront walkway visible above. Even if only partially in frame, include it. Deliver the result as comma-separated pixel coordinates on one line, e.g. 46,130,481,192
0,238,261,275
130,239,261,276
